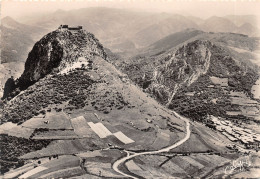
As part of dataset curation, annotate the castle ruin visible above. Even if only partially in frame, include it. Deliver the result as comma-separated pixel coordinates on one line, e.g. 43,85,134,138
59,25,83,31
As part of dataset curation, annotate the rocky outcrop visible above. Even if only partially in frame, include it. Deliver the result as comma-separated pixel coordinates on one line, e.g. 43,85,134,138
2,77,16,99
148,40,212,105
3,28,107,97
19,29,106,84
146,39,259,121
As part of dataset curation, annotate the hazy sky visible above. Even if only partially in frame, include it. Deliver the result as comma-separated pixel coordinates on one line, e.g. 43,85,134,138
1,0,260,20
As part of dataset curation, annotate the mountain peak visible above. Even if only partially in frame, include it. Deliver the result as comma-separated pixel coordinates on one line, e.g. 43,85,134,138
2,16,15,22
148,40,213,105
2,16,20,26
239,22,254,29
17,27,106,90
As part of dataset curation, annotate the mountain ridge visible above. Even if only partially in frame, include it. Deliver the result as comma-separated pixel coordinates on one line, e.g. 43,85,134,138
1,16,47,64
17,8,259,53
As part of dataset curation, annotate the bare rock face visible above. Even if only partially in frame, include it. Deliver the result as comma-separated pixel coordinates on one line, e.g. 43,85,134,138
18,29,106,88
148,40,212,105
1,29,107,95
2,28,107,99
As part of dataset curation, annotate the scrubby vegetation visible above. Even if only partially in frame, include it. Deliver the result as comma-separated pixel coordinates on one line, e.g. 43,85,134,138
168,70,259,122
119,54,170,89
1,66,131,123
0,134,51,174
85,87,129,113
208,45,259,96
169,75,232,121
1,70,94,123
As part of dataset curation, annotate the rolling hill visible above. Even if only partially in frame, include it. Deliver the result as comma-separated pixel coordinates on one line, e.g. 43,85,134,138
201,16,238,33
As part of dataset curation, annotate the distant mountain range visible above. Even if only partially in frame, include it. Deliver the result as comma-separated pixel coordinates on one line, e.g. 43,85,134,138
0,17,49,98
139,29,259,58
1,16,47,64
19,7,260,50
1,8,259,65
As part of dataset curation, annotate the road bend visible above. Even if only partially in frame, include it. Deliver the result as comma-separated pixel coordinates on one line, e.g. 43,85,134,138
112,112,191,179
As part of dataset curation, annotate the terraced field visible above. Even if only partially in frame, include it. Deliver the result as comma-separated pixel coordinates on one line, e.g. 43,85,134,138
0,122,34,139
5,150,126,178
88,122,112,138
32,129,78,140
70,116,93,137
130,154,230,178
22,113,73,130
113,131,134,144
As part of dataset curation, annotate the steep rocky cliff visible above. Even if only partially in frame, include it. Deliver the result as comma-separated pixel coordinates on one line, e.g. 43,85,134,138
19,29,106,84
149,40,212,105
3,28,107,98
146,40,259,121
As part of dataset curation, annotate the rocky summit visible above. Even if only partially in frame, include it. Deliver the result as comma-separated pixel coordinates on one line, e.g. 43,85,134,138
149,40,213,105
18,28,106,87
2,28,107,99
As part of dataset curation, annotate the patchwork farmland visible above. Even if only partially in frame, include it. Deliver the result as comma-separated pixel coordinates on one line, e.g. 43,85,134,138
2,104,187,178
5,150,126,178
70,116,92,137
0,122,34,139
1,107,247,179
70,115,135,144
13,114,135,161
88,122,112,138
128,153,231,178
22,113,73,130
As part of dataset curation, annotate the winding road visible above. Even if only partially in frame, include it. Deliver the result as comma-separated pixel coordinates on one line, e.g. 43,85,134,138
112,112,191,178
